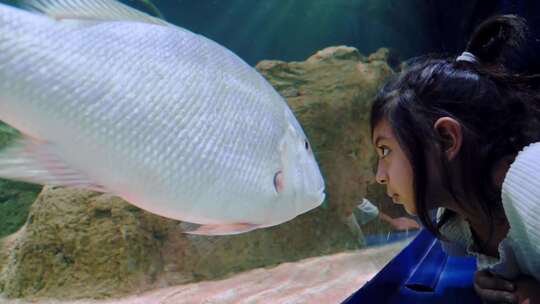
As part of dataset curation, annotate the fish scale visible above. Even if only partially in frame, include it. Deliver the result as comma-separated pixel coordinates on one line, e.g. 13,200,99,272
0,1,325,235
28,23,262,195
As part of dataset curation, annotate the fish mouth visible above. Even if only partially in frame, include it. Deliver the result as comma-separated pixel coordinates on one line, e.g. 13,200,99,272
295,191,325,216
315,187,325,203
310,190,326,207
317,191,326,205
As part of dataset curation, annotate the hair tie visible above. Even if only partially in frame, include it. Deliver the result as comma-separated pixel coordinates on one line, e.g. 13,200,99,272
456,51,478,64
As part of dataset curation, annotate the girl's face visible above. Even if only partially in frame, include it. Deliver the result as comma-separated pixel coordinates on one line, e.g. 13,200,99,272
372,119,416,215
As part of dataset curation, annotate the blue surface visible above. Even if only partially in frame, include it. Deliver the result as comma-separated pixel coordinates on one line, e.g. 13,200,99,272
343,229,481,304
364,230,418,247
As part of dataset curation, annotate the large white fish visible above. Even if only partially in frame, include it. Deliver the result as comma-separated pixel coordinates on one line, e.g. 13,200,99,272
0,0,325,235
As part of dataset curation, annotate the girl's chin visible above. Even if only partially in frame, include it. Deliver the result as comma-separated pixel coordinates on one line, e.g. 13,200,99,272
392,196,418,215
403,205,418,216
405,210,417,216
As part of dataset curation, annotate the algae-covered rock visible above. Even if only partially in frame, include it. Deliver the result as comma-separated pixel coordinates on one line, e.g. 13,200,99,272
0,180,41,239
0,46,396,300
0,188,168,298
0,122,42,238
0,187,360,299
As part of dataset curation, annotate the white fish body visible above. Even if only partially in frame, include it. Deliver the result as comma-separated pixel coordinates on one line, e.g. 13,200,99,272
0,0,325,235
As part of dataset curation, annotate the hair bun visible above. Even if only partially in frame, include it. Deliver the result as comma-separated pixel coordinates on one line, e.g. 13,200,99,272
466,15,529,72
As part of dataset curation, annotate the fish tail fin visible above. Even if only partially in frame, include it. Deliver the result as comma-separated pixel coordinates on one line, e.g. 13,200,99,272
0,136,107,192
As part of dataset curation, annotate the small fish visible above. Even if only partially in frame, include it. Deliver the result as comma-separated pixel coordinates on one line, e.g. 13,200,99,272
0,0,325,235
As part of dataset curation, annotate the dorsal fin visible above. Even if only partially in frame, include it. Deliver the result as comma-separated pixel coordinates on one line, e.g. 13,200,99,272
21,0,169,26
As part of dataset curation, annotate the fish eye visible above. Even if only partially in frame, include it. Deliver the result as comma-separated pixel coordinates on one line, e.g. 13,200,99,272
304,140,310,151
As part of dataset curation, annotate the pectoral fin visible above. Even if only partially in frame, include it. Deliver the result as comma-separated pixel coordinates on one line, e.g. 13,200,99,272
182,223,262,236
0,136,108,192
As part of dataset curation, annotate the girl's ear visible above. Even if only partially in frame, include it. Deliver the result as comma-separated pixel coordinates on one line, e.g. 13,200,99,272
433,117,462,161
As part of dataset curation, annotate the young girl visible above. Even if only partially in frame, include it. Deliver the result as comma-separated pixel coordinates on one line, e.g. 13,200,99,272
370,15,540,304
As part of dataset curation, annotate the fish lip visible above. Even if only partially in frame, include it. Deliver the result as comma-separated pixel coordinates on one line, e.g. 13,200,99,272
313,191,326,206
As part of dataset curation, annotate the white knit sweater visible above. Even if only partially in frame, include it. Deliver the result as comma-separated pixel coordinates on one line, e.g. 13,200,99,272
438,142,540,281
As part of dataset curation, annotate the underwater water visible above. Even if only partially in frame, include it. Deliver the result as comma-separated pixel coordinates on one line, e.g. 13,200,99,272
0,0,530,303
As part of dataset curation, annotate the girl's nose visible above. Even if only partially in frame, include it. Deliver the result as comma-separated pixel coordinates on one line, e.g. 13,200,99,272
375,162,388,184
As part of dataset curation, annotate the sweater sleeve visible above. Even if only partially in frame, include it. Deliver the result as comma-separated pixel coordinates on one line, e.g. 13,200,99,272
437,208,470,256
501,142,540,282
354,198,380,226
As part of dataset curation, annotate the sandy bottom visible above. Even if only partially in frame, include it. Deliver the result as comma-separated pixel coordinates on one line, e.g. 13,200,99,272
1,240,409,304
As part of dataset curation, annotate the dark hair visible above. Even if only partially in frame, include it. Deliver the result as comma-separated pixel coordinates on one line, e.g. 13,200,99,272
370,15,540,247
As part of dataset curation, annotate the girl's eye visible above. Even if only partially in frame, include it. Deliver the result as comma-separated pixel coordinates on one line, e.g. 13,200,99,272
379,146,390,158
